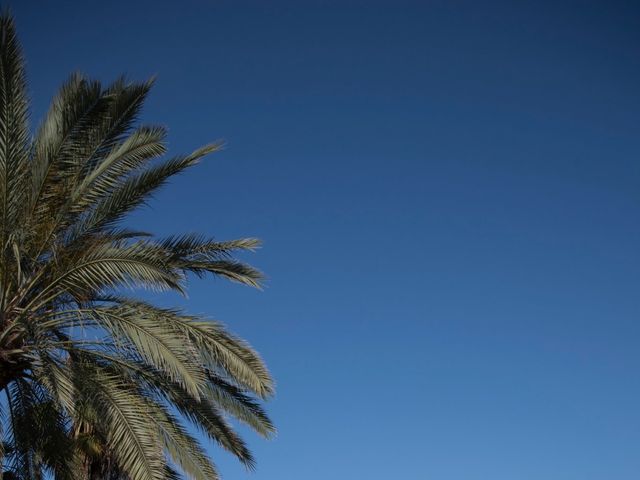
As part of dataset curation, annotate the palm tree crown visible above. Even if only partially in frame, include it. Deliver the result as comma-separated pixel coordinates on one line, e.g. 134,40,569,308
0,14,274,480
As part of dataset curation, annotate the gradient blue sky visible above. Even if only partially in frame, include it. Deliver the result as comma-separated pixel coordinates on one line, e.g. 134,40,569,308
10,1,640,478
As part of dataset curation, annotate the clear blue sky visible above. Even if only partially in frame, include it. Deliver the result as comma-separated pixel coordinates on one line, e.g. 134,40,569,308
10,1,640,478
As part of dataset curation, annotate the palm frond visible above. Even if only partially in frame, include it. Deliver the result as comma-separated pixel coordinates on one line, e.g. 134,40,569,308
85,370,165,480
88,306,207,399
110,298,274,398
72,143,222,240
147,401,219,480
0,14,29,242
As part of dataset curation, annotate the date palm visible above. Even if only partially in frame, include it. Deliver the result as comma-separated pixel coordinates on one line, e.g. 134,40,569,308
0,14,274,480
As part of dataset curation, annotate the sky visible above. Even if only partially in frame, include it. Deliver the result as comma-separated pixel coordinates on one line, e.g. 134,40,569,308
9,1,640,479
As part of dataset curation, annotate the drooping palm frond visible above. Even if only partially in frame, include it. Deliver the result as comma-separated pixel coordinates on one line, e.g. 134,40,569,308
0,13,274,480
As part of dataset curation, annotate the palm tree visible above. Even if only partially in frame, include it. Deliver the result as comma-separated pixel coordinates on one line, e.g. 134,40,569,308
0,14,274,480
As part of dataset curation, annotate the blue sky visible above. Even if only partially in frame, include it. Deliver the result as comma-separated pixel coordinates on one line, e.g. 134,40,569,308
10,1,640,478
